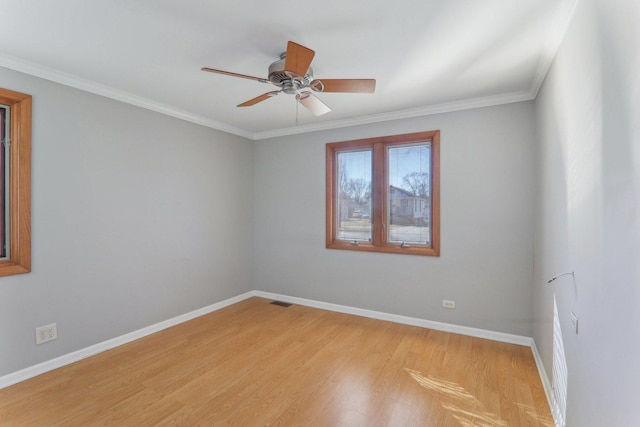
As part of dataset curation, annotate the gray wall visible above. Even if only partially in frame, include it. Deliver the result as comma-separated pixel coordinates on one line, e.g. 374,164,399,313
254,102,536,336
0,67,254,376
533,0,640,425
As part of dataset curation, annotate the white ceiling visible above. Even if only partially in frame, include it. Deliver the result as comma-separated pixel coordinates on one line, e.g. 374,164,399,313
0,0,576,140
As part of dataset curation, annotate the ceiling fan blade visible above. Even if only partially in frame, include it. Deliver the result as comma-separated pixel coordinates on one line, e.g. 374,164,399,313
237,91,280,107
284,41,315,77
311,79,376,93
296,91,331,116
201,67,267,83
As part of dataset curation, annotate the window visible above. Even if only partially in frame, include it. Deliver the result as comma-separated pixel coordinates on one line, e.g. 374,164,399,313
326,130,440,256
0,87,32,276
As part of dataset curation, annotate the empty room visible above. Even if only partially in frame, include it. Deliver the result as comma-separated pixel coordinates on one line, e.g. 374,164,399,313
0,0,638,426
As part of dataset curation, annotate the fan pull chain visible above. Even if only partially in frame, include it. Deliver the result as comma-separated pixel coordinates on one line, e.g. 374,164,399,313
295,98,299,126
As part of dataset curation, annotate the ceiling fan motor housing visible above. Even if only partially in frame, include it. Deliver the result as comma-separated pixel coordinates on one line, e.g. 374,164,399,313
268,56,314,94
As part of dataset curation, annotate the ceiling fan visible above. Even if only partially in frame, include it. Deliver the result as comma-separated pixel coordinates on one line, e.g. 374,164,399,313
202,41,376,116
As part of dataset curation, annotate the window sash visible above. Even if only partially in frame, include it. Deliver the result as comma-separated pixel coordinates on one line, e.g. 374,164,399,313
386,142,432,247
334,148,373,243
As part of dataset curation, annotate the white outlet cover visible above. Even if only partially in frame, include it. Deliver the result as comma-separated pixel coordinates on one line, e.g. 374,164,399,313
35,323,58,344
442,299,456,309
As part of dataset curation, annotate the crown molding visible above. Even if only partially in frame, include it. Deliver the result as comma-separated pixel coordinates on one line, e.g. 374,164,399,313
0,54,254,140
251,90,535,140
0,52,540,142
3,0,578,146
1,52,536,142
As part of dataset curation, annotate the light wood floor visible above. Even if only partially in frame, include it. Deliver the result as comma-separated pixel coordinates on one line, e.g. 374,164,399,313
0,297,553,426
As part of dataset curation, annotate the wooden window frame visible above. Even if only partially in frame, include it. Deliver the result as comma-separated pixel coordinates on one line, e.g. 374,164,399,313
326,130,440,256
0,87,32,276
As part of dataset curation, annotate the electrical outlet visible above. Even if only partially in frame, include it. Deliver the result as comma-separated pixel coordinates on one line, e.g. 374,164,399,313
442,299,456,309
35,323,58,345
569,312,578,334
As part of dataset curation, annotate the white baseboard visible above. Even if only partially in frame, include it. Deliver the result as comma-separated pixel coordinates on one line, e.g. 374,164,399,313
2,287,549,410
262,290,560,424
253,290,533,346
531,338,561,427
0,292,255,390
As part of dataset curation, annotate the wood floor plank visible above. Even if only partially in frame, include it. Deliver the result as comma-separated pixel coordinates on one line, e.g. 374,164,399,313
0,297,553,426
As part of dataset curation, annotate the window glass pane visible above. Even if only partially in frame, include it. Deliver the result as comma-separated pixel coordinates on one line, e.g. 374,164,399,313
336,149,372,241
387,143,431,245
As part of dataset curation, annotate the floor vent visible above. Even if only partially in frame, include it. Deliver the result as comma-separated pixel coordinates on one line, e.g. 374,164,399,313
270,300,293,307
